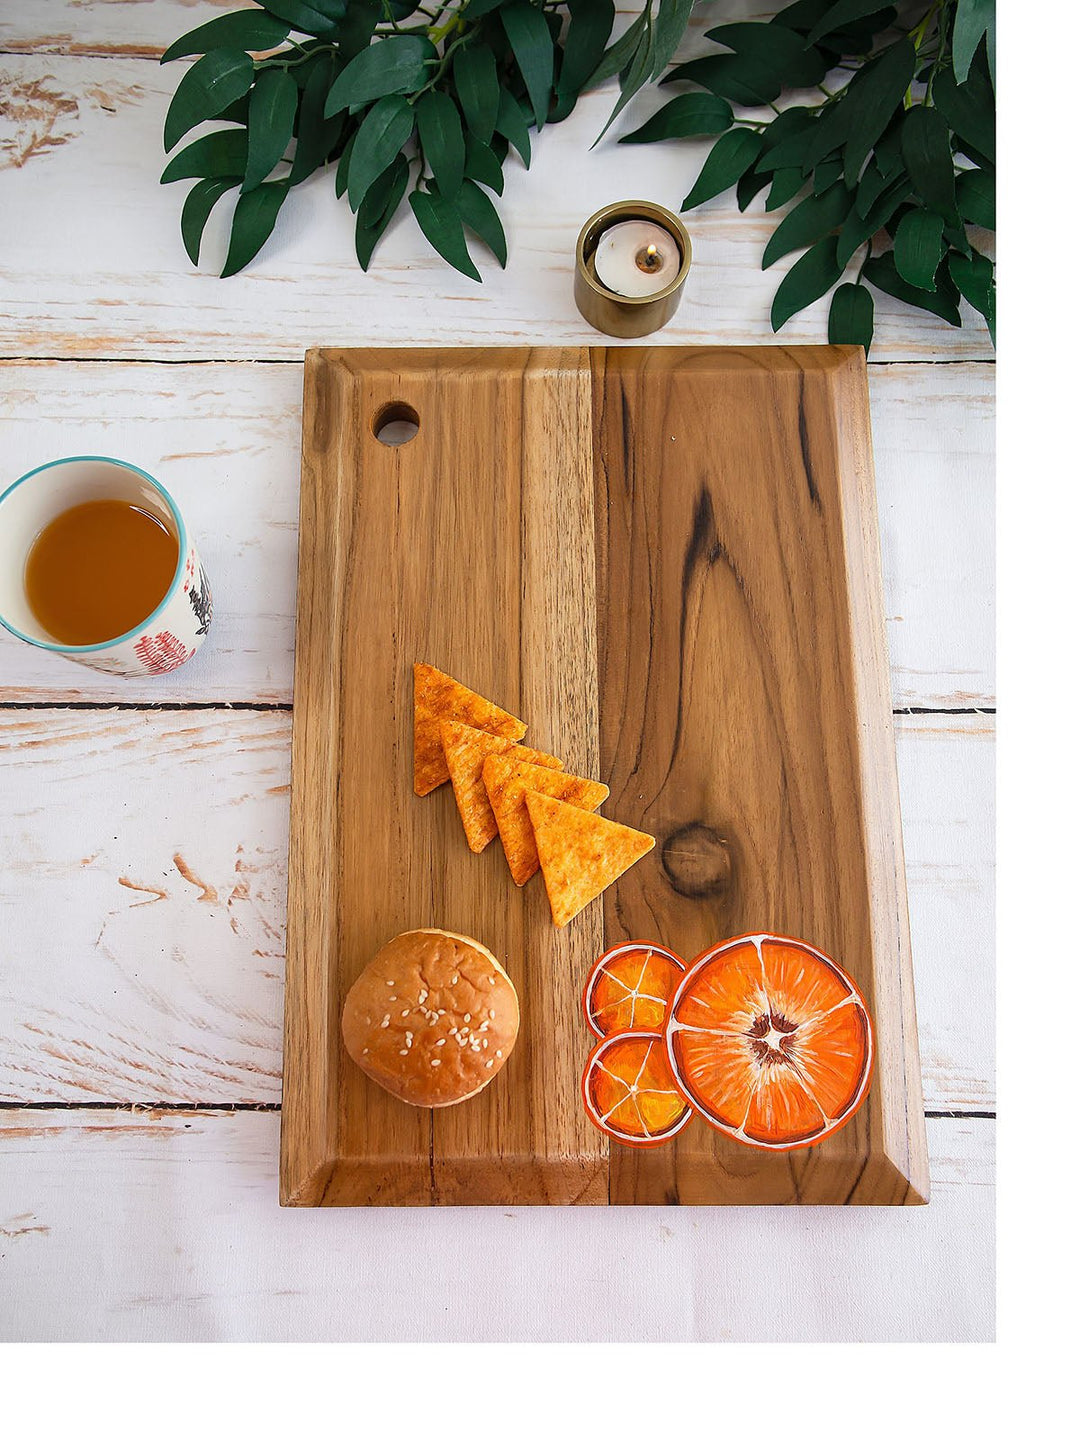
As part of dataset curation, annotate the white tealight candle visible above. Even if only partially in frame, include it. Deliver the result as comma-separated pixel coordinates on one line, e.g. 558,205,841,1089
592,219,680,298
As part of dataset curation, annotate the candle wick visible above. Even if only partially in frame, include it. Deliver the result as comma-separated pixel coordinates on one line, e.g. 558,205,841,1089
636,243,663,274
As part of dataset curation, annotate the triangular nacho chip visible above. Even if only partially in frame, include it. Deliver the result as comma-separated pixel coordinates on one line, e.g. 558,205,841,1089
413,663,526,797
525,791,655,927
483,753,608,887
441,720,562,853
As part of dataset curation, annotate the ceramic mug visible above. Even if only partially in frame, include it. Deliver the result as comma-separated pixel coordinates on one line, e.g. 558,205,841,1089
0,456,212,677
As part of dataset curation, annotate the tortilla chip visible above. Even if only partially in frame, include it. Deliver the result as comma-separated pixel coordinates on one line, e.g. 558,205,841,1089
483,753,608,887
525,791,655,928
414,663,526,797
441,720,562,853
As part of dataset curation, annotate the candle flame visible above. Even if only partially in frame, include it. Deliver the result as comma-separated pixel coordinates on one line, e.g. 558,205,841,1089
636,243,664,274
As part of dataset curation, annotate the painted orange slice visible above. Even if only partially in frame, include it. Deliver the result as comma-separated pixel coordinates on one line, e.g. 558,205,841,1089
665,933,873,1152
581,1031,693,1148
582,941,686,1039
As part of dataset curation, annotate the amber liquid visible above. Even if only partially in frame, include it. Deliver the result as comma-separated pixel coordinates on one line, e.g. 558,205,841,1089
25,500,179,645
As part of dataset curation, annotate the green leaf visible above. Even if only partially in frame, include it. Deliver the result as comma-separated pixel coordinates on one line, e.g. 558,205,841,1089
347,95,414,211
164,49,254,152
333,4,379,61
242,67,297,191
161,12,290,64
770,0,838,32
557,0,615,107
752,107,815,173
335,130,356,197
771,235,843,330
454,45,500,144
765,168,806,211
932,64,995,166
494,90,531,168
409,188,481,282
836,173,909,265
455,178,507,266
762,181,851,268
855,154,898,218
355,155,409,269
953,0,994,85
594,6,656,143
417,90,464,197
704,23,828,88
290,52,343,184
840,38,915,185
356,153,408,226
587,6,648,89
828,282,874,351
893,208,945,290
863,251,961,324
221,180,289,276
259,0,347,36
813,158,844,194
806,1,890,46
684,22,826,106
325,35,433,116
736,167,771,211
161,129,247,183
464,134,505,194
620,93,734,145
649,0,697,81
901,105,957,219
948,246,992,308
502,1,554,132
956,167,994,228
180,176,237,264
683,128,764,211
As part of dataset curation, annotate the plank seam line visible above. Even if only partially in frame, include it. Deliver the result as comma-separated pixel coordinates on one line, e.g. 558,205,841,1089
0,1101,995,1119
0,1101,281,1113
0,701,292,712
0,703,994,716
0,354,996,369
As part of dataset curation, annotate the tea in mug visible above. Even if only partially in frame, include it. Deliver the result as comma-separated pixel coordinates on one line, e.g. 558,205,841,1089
25,499,179,646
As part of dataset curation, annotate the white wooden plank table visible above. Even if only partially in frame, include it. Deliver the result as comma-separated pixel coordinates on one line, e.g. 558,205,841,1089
0,1,995,1342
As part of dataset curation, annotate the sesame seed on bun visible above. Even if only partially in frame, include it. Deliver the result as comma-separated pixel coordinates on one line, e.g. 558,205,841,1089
342,928,519,1108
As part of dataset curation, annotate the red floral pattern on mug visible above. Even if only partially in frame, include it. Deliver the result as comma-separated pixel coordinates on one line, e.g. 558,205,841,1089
135,631,194,673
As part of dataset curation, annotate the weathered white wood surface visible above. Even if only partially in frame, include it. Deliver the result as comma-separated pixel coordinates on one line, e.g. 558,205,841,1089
0,49,994,362
0,360,995,707
0,0,994,1341
0,1110,993,1342
0,709,993,1111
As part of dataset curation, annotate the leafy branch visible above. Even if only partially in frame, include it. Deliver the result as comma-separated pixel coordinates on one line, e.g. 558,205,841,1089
613,0,996,349
160,0,622,279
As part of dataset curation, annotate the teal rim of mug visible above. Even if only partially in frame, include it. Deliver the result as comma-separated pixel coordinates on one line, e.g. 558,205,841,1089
0,455,190,654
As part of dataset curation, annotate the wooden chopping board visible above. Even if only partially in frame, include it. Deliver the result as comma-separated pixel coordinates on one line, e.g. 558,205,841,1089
281,346,929,1207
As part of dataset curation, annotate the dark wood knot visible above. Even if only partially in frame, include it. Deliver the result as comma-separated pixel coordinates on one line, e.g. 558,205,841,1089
661,823,733,899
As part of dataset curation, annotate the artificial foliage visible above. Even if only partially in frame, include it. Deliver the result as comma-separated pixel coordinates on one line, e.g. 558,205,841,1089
160,0,995,349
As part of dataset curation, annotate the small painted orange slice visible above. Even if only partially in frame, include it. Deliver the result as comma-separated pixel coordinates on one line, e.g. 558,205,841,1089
582,941,686,1039
665,933,873,1152
581,1030,693,1148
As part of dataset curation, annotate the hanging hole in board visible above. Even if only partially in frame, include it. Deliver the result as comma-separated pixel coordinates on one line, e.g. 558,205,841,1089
373,401,420,447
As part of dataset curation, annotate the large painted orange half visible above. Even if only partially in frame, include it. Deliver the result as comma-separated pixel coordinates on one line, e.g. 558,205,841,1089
664,933,873,1152
582,940,686,1039
581,1030,693,1148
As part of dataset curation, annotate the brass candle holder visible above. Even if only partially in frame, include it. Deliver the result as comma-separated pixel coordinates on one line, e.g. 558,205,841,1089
574,200,692,339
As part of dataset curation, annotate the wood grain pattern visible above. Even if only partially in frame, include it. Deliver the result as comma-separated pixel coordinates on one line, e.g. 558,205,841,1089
283,345,928,1206
590,347,925,1203
282,349,609,1206
0,360,995,706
